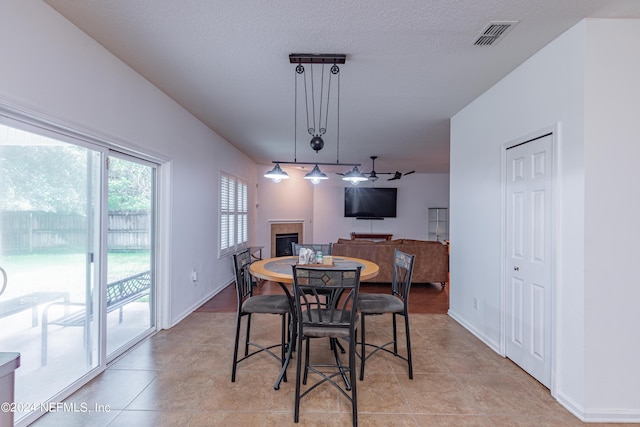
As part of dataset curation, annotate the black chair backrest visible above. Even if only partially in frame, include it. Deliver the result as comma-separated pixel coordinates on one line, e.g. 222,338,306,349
291,243,333,256
292,266,361,329
233,249,253,302
391,248,415,303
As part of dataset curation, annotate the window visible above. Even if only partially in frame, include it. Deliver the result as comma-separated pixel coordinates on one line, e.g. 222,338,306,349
220,172,248,255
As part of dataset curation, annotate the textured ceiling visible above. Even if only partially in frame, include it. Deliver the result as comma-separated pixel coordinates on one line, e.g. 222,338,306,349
44,0,640,175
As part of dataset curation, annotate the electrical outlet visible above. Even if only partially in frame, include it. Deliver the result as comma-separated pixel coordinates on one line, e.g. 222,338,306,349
191,269,198,282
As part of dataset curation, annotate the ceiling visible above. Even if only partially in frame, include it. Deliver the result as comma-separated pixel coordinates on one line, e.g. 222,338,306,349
44,0,640,176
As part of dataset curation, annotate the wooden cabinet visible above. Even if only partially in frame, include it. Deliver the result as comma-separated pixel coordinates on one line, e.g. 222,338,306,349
350,232,393,241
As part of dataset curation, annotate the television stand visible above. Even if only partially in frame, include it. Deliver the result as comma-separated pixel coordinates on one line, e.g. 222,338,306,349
350,232,393,241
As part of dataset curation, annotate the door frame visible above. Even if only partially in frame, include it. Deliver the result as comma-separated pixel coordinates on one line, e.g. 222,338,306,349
500,124,559,395
0,99,171,425
103,150,160,363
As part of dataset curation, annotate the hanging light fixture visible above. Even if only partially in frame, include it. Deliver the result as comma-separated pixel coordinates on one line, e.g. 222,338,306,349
263,163,289,183
341,166,368,185
265,53,364,184
304,164,329,184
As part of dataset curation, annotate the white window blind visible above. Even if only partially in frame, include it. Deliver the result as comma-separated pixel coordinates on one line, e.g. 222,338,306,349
220,173,248,256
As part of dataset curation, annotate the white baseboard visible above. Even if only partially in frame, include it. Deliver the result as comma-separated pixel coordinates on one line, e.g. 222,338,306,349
556,389,640,423
168,280,233,328
447,308,501,355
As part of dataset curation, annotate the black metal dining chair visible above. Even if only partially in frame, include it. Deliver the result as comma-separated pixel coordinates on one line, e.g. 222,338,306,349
292,265,361,426
231,249,292,389
291,242,333,256
357,248,415,380
292,242,347,352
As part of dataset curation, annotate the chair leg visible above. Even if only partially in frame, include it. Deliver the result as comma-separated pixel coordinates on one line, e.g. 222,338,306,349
294,332,304,423
280,313,287,383
392,312,398,355
275,313,293,390
404,312,413,379
231,313,243,382
303,338,310,385
332,338,351,390
244,313,252,356
289,311,298,353
349,330,358,427
359,314,367,381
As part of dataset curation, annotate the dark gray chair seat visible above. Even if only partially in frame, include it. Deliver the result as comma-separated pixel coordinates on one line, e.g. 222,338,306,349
302,310,360,338
357,249,415,381
242,294,290,314
357,294,403,314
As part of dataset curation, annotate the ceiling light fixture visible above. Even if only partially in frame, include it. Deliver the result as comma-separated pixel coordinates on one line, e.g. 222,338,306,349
341,166,368,185
264,53,364,184
304,164,329,184
263,163,289,183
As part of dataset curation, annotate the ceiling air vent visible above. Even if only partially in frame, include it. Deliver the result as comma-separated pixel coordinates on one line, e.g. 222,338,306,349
474,21,518,46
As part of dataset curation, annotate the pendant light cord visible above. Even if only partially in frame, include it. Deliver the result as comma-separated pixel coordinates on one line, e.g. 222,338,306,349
336,69,340,164
305,65,315,136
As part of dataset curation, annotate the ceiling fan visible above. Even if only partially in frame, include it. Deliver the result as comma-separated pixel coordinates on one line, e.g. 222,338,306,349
363,156,415,181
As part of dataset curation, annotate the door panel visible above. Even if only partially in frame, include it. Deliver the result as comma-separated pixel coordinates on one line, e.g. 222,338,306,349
106,154,156,359
0,121,101,422
505,134,553,388
510,277,524,345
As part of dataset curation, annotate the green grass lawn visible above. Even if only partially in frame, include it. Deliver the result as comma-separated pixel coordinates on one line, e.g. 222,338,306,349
0,251,150,298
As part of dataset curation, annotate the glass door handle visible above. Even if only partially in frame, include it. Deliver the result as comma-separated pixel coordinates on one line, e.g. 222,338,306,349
0,266,6,296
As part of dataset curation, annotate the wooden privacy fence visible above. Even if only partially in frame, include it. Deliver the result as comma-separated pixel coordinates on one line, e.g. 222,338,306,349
0,211,150,253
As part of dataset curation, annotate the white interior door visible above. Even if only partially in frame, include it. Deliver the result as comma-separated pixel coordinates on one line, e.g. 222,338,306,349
505,133,553,388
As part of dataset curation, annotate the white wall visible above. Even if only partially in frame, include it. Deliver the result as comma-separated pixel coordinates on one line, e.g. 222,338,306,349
583,19,640,415
451,19,640,421
0,1,257,325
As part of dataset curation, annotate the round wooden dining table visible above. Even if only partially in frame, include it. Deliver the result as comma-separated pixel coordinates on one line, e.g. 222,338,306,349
249,255,379,390
249,255,379,284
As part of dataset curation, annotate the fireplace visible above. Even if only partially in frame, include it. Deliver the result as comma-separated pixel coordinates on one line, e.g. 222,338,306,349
269,221,303,257
275,233,298,257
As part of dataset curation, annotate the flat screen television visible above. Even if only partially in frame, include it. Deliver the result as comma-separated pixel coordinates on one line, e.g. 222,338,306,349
344,187,397,219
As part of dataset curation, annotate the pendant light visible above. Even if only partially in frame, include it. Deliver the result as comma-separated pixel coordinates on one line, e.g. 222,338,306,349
341,166,368,185
304,164,329,184
264,163,289,183
265,53,363,184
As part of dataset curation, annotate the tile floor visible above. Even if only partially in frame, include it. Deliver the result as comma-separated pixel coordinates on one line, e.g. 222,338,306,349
30,307,625,426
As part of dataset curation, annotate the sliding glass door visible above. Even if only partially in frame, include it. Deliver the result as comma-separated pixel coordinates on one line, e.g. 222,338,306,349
0,117,158,424
106,154,156,358
0,121,102,421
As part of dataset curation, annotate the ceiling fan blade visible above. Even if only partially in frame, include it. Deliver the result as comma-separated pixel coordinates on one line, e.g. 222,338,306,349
335,172,346,176
403,170,416,176
388,172,402,181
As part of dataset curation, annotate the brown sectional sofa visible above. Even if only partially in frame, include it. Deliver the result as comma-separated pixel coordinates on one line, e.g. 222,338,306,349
331,238,448,284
